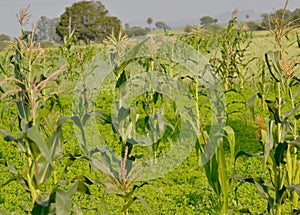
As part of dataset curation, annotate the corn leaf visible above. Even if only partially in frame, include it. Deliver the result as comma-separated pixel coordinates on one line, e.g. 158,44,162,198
55,183,78,215
224,125,235,165
265,120,274,164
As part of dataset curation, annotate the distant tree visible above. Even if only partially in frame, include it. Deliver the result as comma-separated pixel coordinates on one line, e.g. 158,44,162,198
124,26,150,37
125,23,130,30
245,14,250,20
260,13,270,29
260,9,292,29
292,8,300,25
155,21,170,30
275,9,292,21
36,16,50,40
49,18,61,42
184,24,193,33
36,16,60,41
56,1,121,43
23,31,38,42
146,17,153,28
200,16,217,26
0,34,10,42
0,34,10,51
246,21,260,31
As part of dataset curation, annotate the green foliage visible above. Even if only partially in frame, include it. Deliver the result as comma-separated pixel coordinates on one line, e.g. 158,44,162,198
260,2,300,30
155,21,170,30
124,26,150,37
0,12,94,213
56,1,121,43
36,16,60,42
200,16,218,26
235,4,300,213
0,34,10,51
1,2,300,214
211,18,252,91
245,21,261,31
146,17,153,26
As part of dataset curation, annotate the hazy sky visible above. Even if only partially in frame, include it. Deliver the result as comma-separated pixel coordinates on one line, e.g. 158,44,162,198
0,0,298,37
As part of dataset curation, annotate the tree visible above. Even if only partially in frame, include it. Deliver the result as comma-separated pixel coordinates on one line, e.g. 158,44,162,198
36,16,60,41
292,8,300,25
184,24,192,33
124,26,150,37
0,34,10,51
146,17,153,28
200,16,217,26
260,9,293,29
56,1,121,43
155,21,170,30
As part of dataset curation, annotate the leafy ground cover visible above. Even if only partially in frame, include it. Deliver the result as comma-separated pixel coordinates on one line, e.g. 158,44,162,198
0,7,300,214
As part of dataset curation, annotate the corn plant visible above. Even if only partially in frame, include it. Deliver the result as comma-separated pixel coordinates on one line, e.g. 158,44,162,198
71,32,158,214
180,24,212,55
197,91,236,214
59,27,96,82
92,146,154,215
235,2,300,213
211,18,252,91
0,7,92,213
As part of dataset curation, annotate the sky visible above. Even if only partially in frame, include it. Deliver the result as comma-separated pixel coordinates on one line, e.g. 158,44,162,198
0,0,299,37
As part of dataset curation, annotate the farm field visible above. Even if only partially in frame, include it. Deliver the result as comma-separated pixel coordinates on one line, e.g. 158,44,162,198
0,10,300,215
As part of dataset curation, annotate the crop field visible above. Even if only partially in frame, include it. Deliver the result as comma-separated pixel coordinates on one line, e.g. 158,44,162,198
0,6,300,215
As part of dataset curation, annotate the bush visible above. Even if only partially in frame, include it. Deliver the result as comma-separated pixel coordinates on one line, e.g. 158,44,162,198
246,21,261,31
184,24,193,33
39,40,59,48
124,26,150,37
0,34,10,51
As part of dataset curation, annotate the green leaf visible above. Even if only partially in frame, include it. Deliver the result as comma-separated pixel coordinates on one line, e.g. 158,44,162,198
287,184,300,196
274,142,287,166
35,156,52,186
266,100,280,123
265,120,274,164
0,129,17,142
75,181,91,195
122,197,134,213
31,202,50,215
282,104,300,120
248,94,257,121
290,137,300,148
265,51,281,83
233,175,274,214
0,209,8,215
216,139,229,212
135,196,154,214
55,183,78,215
116,69,128,88
27,126,51,163
234,151,263,168
48,125,63,161
72,115,88,155
96,110,111,124
72,204,83,215
5,163,29,191
16,99,28,121
125,39,148,61
204,153,221,196
223,125,235,165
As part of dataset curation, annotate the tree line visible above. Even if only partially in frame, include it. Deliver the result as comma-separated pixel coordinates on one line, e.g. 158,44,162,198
1,0,300,50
